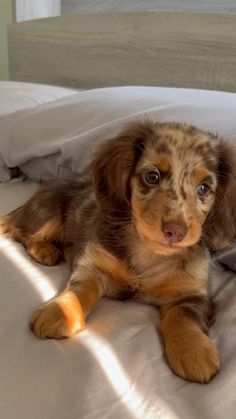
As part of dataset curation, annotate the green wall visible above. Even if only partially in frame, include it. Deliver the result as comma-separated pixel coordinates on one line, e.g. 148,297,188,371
0,0,14,80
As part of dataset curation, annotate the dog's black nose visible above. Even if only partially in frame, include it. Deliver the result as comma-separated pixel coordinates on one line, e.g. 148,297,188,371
162,221,187,244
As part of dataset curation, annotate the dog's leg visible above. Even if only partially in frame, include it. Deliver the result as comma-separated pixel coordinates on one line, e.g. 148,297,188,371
30,274,103,339
30,243,133,339
0,210,63,266
140,262,220,383
0,180,72,265
160,300,220,383
30,272,127,339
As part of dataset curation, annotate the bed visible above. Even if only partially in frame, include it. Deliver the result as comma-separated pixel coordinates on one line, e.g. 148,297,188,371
1,3,236,419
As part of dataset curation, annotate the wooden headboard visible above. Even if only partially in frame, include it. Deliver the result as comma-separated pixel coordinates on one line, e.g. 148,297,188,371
7,11,236,92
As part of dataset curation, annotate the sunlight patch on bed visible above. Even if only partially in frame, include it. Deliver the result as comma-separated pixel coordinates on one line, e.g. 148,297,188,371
79,329,179,419
0,236,56,300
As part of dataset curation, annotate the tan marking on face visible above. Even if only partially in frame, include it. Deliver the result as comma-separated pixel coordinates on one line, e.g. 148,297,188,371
193,167,213,185
132,194,172,254
155,155,170,173
132,193,203,255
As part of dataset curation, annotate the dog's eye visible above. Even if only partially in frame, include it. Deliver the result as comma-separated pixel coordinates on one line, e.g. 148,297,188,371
144,170,161,185
197,183,210,197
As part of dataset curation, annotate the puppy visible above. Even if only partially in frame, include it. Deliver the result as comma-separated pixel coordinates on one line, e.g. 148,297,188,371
1,120,235,383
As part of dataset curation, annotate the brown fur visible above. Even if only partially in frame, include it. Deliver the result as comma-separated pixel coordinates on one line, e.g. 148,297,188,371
27,241,61,266
160,305,220,383
2,120,236,383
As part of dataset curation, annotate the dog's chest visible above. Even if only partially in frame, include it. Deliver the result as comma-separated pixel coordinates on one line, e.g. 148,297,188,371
130,241,179,284
126,241,210,306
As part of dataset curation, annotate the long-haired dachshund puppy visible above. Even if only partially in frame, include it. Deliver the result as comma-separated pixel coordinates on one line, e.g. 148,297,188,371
1,121,236,383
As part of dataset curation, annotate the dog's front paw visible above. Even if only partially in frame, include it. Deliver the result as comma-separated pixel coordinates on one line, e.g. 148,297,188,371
165,332,220,383
30,293,85,339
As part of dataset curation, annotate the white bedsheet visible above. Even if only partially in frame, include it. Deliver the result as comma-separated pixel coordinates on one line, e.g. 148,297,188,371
1,177,236,419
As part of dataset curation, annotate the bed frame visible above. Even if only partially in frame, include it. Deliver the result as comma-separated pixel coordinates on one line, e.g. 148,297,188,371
7,11,236,92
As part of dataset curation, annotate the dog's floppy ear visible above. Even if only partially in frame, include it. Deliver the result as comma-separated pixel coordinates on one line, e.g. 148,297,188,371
202,138,236,251
91,120,156,214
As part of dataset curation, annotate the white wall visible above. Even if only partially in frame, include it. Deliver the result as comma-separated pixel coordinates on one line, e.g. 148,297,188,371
15,0,61,22
0,0,14,80
0,0,61,81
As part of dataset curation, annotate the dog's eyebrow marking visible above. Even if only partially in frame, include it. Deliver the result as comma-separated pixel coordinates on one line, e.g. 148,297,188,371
193,144,217,171
155,155,171,173
193,167,214,185
203,157,218,172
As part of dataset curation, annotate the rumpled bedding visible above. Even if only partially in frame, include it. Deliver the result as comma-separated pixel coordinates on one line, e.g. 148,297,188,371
1,83,236,419
0,86,236,183
0,81,77,118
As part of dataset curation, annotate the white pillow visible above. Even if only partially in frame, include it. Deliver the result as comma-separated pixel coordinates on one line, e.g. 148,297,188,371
0,81,78,118
0,86,236,182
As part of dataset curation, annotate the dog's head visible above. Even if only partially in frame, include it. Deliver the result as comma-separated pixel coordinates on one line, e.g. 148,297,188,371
92,121,235,255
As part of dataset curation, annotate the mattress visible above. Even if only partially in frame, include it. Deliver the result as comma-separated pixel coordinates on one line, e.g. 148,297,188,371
1,82,236,419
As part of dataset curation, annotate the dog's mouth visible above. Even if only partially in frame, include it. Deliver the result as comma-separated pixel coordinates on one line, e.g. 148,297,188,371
149,238,188,255
149,231,202,254
152,239,183,250
138,231,186,254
